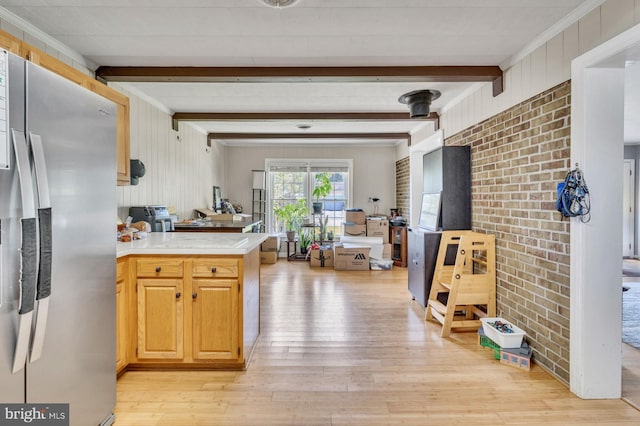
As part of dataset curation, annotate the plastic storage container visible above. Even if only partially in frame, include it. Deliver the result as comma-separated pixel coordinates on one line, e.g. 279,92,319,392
480,317,526,349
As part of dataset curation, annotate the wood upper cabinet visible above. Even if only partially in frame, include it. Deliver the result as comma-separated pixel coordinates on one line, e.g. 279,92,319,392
192,279,240,360
137,278,184,360
0,29,131,186
116,102,130,184
116,258,128,374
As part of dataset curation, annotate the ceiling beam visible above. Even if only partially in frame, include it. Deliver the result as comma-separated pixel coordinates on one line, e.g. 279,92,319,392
208,132,411,140
172,111,439,132
96,65,504,95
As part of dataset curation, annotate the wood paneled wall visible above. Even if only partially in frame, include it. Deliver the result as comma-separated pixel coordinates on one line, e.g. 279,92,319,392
440,0,640,138
114,85,225,221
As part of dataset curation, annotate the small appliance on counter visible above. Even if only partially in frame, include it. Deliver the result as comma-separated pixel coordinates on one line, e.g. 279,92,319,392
129,205,174,232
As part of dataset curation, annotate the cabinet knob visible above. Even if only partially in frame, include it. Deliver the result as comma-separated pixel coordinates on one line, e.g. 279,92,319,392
155,266,162,273
211,267,217,273
192,292,198,299
176,292,181,299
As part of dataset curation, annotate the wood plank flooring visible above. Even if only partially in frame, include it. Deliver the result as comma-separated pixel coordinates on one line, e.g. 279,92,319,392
114,261,640,425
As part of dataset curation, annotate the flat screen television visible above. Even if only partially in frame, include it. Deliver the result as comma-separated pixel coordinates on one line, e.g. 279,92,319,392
418,192,441,231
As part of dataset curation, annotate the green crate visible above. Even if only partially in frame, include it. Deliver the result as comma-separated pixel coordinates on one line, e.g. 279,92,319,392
478,328,501,359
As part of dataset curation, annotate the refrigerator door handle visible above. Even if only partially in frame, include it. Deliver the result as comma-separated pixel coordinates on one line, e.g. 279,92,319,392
28,133,52,363
10,129,38,374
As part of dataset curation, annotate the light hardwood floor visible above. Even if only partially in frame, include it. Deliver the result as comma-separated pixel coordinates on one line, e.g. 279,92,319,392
115,261,640,425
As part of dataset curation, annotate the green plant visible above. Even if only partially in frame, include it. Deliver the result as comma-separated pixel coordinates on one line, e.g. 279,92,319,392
298,228,312,251
317,215,329,242
312,173,332,201
273,198,308,232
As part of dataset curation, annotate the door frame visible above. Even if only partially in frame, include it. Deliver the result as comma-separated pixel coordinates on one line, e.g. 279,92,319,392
623,159,635,257
570,22,640,399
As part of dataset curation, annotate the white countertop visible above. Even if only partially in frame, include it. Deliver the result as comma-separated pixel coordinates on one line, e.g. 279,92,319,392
117,232,268,258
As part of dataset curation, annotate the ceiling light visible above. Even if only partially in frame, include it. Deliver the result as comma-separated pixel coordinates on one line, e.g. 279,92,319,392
259,0,300,8
398,89,441,118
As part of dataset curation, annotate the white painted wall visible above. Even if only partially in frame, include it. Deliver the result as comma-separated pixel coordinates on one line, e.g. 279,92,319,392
114,85,226,221
571,65,625,399
409,130,444,228
223,144,396,220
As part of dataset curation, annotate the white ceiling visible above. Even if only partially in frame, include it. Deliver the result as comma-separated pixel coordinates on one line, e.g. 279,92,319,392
4,0,635,144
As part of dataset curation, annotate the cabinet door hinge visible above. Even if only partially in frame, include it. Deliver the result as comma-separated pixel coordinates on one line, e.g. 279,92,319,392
135,347,138,356
238,283,240,293
237,347,241,357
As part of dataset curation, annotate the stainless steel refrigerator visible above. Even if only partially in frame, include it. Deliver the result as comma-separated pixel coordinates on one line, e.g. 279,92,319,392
0,50,116,425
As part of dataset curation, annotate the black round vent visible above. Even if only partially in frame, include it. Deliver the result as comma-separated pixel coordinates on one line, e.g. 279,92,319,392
398,89,441,118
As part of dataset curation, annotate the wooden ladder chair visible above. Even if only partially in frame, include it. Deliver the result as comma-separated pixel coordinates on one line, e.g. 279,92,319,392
425,230,496,337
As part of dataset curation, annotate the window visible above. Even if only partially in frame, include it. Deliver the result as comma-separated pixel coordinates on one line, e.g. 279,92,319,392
267,159,352,237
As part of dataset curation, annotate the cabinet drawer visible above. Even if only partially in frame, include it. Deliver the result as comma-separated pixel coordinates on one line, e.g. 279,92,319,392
192,259,239,278
137,259,184,278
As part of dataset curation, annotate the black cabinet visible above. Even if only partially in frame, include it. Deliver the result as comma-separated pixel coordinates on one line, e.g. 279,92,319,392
422,146,471,230
408,228,441,307
409,146,471,306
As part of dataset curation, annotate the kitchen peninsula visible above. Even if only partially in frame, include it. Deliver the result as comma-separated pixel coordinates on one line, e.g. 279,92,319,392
116,232,267,375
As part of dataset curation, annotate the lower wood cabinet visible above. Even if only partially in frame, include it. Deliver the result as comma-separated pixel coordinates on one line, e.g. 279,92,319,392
116,258,128,375
116,252,260,372
137,278,184,360
192,279,239,360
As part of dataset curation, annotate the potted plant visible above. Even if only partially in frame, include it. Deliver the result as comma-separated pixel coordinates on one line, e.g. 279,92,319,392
312,172,332,214
298,228,312,255
273,198,308,241
316,214,329,243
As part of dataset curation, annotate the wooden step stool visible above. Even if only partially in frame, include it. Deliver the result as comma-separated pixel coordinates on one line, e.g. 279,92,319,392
425,230,496,337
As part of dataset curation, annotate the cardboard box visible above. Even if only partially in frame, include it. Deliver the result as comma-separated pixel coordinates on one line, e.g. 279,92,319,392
260,251,278,264
261,235,281,252
366,218,389,243
309,248,334,268
345,209,366,225
343,224,366,237
341,236,384,259
382,243,392,260
334,244,370,270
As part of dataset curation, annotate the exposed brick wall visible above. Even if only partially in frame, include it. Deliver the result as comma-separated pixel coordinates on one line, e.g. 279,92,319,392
395,157,410,224
446,81,572,383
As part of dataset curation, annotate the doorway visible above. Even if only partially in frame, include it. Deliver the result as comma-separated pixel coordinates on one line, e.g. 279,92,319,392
571,22,640,399
624,159,635,258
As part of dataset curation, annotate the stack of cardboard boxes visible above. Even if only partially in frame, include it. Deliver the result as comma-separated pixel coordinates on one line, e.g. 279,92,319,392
261,209,394,270
260,235,280,264
331,210,393,271
343,209,367,236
